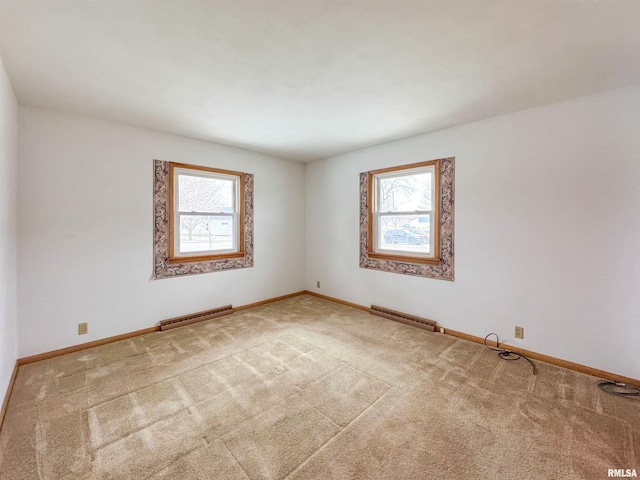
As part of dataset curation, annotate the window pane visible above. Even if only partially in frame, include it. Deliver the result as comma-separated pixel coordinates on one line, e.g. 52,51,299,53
378,214,431,255
178,215,235,253
378,171,432,212
178,174,234,213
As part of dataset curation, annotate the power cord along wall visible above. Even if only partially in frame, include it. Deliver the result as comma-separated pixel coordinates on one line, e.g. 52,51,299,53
484,333,536,375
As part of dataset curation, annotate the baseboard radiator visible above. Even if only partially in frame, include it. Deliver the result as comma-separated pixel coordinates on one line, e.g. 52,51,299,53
370,305,437,332
160,305,234,331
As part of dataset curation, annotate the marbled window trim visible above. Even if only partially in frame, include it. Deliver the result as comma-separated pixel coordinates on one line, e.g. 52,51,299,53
359,157,455,281
153,159,254,279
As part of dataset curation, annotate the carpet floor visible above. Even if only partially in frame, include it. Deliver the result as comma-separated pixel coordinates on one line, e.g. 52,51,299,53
0,294,638,479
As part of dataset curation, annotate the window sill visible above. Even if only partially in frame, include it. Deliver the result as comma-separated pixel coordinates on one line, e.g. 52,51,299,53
168,252,245,264
367,251,440,265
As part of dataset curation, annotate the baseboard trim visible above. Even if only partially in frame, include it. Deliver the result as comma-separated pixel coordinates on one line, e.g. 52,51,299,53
17,326,160,366
234,291,306,311
14,289,640,388
303,291,640,388
303,290,370,311
17,291,308,366
0,361,19,431
443,328,640,388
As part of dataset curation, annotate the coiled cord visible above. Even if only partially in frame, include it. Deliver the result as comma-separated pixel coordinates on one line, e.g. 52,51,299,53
483,334,640,394
598,381,640,397
484,333,536,375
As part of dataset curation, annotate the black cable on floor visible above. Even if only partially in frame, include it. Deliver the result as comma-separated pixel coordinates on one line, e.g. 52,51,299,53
484,333,536,375
598,380,640,397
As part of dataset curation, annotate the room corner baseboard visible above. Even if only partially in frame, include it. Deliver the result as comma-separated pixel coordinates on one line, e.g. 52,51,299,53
0,361,19,431
13,289,639,390
303,290,640,388
303,290,370,311
234,291,306,311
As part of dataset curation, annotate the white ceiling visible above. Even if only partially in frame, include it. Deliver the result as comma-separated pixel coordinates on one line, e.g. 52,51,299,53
1,1,640,162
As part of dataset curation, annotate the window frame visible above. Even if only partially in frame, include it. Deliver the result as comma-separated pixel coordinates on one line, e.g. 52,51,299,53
360,156,454,281
168,162,245,264
367,160,441,265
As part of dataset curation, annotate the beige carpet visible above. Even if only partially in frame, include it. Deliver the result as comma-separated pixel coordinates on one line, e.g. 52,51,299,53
0,294,638,479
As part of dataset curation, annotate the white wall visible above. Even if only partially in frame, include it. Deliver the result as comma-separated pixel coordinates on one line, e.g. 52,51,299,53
14,84,640,380
305,84,640,380
18,107,305,357
0,58,18,396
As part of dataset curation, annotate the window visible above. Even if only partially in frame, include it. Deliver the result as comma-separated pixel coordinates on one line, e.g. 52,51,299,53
169,163,244,262
153,160,254,279
369,161,439,263
360,157,454,281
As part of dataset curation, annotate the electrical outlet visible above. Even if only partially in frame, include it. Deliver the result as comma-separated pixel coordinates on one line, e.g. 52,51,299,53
78,322,88,335
514,326,524,339
316,281,320,288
